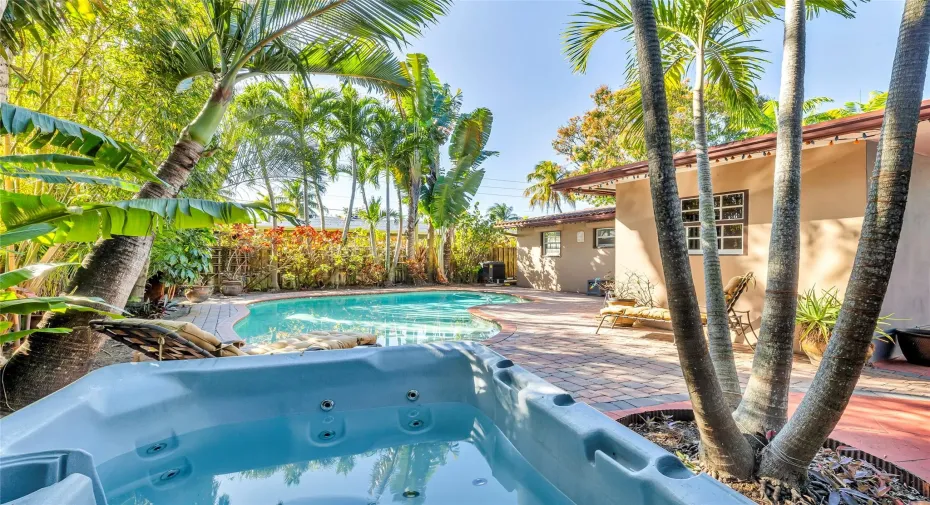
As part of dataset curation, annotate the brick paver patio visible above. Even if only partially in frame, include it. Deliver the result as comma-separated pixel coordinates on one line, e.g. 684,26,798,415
184,286,930,478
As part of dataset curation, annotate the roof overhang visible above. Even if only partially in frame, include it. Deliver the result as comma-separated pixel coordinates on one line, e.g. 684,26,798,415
552,99,930,196
498,208,615,229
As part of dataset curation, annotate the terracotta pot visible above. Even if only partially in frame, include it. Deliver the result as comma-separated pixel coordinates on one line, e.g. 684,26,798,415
184,285,212,303
800,336,827,366
221,280,243,297
607,298,637,327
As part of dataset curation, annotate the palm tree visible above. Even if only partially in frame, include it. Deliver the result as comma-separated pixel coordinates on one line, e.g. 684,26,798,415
367,105,409,276
625,0,754,480
358,197,385,257
524,161,575,213
565,0,861,409
420,108,497,281
1,0,451,412
488,203,518,222
332,85,378,245
759,0,930,487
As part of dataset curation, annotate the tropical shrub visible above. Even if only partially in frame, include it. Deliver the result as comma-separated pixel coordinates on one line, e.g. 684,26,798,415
449,208,511,283
795,287,893,345
150,229,215,287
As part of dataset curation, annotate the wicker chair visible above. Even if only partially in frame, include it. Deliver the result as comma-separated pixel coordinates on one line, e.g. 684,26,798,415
90,319,379,362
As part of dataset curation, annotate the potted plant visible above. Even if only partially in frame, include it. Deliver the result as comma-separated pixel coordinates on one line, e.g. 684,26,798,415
894,326,930,366
220,276,244,296
150,229,215,303
795,287,892,365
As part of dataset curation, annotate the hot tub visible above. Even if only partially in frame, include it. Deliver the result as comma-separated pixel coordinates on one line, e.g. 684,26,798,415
0,343,749,504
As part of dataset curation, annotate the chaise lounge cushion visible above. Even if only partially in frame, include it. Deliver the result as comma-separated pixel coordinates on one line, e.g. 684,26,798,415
145,319,246,357
241,331,378,355
600,306,707,324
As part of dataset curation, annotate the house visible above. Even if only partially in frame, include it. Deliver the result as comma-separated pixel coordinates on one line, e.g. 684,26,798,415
502,207,617,293
546,103,930,329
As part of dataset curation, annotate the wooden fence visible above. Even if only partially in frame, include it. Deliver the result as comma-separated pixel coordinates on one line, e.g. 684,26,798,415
490,246,518,279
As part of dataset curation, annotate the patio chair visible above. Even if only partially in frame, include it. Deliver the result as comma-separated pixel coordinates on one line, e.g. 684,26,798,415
89,319,379,362
596,272,757,339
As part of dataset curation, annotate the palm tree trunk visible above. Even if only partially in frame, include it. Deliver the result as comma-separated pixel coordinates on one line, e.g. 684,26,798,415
759,0,930,486
385,167,391,279
629,0,754,479
341,146,358,245
302,168,310,225
393,185,405,276
260,158,280,292
360,182,377,257
0,83,233,413
315,179,326,231
733,0,805,437
406,152,420,259
0,50,9,105
692,45,742,409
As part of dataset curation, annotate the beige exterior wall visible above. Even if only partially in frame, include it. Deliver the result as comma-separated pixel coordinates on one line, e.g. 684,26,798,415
613,141,873,323
515,220,616,293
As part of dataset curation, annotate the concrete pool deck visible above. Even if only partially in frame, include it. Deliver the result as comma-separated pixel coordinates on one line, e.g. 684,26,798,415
180,286,930,480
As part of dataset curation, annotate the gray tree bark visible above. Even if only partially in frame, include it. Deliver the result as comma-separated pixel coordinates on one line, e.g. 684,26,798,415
359,182,377,257
759,0,930,486
0,138,205,413
315,180,326,231
384,166,391,277
733,0,806,437
406,152,420,259
341,146,358,245
629,0,754,480
692,44,742,410
259,154,280,291
393,184,405,276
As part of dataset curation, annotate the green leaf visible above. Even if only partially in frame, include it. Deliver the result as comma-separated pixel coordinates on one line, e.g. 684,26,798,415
3,168,141,190
0,153,98,172
0,321,12,332
0,263,78,290
0,327,72,346
0,104,159,182
0,223,56,247
0,296,125,317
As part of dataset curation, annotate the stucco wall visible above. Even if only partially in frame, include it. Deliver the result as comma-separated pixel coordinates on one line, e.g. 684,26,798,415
613,141,871,324
882,152,930,328
515,220,616,293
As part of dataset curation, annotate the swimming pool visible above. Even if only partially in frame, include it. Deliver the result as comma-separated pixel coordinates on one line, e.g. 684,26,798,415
234,290,524,346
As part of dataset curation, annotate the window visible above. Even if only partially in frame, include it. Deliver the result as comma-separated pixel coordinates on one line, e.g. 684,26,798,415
542,231,561,257
595,228,615,248
681,191,747,255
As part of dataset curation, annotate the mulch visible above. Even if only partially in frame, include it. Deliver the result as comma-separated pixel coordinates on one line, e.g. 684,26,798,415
628,415,928,505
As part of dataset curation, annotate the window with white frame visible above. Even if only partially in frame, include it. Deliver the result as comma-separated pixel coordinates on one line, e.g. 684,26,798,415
681,191,747,255
542,231,561,257
595,228,615,248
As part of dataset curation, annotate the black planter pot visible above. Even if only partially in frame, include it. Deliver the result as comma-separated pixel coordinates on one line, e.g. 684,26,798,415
896,327,930,366
870,335,896,363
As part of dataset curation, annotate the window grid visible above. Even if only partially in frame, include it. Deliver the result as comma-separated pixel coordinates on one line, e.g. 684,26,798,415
542,231,561,257
682,191,746,255
595,228,615,248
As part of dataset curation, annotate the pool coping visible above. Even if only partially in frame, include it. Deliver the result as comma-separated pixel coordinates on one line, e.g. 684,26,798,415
209,286,541,344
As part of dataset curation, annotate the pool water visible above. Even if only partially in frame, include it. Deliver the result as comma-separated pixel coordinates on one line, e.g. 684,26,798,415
97,403,574,505
234,291,524,346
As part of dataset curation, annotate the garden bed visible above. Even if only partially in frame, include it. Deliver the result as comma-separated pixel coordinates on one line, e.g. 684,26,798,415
619,409,929,505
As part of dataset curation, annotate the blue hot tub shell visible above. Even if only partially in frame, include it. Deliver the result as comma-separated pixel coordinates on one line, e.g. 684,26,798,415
0,342,749,504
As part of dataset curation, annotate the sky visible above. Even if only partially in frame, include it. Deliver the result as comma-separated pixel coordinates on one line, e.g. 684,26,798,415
296,1,923,221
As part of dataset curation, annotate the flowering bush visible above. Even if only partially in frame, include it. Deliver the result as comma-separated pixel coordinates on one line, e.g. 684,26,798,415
214,225,386,289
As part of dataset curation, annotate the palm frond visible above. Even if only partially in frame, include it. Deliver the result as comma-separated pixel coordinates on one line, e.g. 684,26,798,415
563,0,633,74
0,104,159,182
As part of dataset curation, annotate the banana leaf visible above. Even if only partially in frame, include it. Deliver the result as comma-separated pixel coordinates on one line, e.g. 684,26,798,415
2,167,141,191
1,327,71,346
0,263,78,290
0,295,125,317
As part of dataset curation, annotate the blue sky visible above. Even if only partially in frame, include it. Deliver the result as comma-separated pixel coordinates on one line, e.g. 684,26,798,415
314,1,920,220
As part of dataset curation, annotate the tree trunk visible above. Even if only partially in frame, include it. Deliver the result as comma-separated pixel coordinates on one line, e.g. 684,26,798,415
692,44,742,410
315,180,326,231
427,223,437,282
1,50,9,105
733,0,805,437
260,157,280,292
629,0,754,480
359,183,377,257
129,256,150,302
759,0,930,486
341,146,358,245
406,152,420,259
384,166,391,279
0,83,232,413
393,185,404,277
302,168,310,225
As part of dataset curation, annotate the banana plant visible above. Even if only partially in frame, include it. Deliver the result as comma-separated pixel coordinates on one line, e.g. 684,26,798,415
0,263,124,345
420,108,496,281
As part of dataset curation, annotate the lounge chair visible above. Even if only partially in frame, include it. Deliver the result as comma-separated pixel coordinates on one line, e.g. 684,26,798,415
596,273,756,339
89,319,379,362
